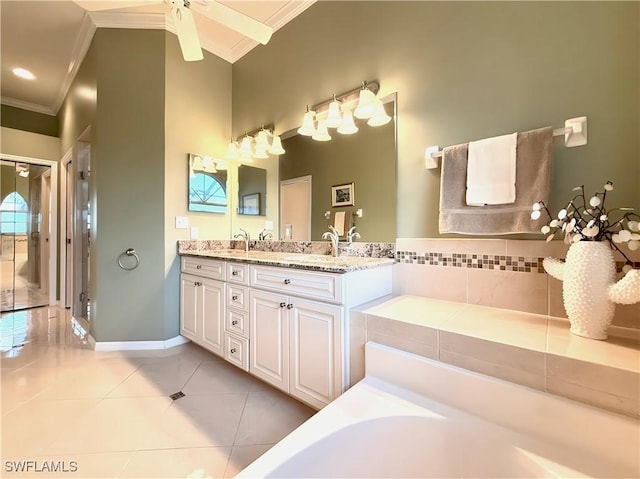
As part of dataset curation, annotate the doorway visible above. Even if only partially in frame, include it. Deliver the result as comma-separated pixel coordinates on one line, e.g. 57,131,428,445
0,158,57,312
280,176,312,241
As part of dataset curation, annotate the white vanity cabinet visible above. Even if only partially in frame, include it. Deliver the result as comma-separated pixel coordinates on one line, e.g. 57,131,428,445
248,264,390,409
224,262,250,371
180,258,226,356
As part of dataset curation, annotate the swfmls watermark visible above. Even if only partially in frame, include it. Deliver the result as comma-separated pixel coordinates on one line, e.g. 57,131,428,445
4,460,78,474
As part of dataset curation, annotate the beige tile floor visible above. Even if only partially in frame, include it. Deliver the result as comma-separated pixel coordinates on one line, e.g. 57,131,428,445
0,307,316,478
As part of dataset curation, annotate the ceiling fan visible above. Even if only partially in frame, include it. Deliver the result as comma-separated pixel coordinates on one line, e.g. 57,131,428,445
73,0,273,61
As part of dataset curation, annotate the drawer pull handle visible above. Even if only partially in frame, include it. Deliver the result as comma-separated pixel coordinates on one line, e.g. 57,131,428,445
230,348,237,354
194,281,202,286
232,295,239,301
279,302,287,308
232,270,239,276
196,264,202,269
284,279,291,285
287,303,294,309
232,320,238,325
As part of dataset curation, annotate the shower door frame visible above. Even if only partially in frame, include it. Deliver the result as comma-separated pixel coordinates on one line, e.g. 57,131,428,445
1,153,59,308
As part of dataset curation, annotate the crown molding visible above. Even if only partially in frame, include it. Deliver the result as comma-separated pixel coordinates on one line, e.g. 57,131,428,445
52,13,97,115
88,11,168,30
1,96,56,116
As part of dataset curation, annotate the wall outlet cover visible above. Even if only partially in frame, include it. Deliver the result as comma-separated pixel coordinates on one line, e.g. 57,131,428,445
175,216,189,229
265,220,274,231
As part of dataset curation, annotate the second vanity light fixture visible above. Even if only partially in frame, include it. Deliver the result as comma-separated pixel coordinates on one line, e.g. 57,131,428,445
297,81,392,142
224,124,286,163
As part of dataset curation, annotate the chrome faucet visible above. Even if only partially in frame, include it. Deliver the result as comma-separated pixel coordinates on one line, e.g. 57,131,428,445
322,225,340,257
346,226,361,243
258,229,273,241
234,229,250,252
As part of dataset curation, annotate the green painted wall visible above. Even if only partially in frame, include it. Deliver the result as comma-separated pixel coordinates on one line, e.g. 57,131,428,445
232,1,639,238
88,29,167,341
1,105,58,137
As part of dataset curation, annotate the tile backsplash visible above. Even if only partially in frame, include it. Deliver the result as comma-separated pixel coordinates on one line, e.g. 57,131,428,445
393,239,640,330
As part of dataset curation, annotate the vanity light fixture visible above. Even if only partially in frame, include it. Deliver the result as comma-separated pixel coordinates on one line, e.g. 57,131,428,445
16,164,30,177
224,124,286,162
189,154,220,178
297,80,389,142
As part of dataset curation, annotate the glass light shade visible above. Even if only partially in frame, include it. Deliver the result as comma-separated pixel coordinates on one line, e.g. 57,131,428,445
367,99,392,127
325,99,343,128
353,88,376,119
312,119,331,141
225,141,238,159
191,155,204,171
337,110,359,135
254,146,269,159
239,136,253,156
255,130,269,147
268,135,286,155
297,110,316,136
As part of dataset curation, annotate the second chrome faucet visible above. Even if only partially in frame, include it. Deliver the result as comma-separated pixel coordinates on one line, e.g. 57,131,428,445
322,225,340,257
234,229,250,252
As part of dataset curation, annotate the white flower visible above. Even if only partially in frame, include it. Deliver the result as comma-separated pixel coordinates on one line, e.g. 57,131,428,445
550,219,560,227
600,214,608,221
532,202,542,211
612,233,622,243
530,210,541,220
558,209,567,220
541,225,551,234
583,226,599,237
618,230,632,242
629,240,640,251
628,221,639,231
604,182,614,191
589,196,601,207
587,219,595,228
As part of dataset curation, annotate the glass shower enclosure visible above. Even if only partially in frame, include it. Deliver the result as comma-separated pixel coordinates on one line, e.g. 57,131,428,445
1,160,52,312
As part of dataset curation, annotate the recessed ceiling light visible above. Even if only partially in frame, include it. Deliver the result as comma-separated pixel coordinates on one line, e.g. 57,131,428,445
12,67,36,80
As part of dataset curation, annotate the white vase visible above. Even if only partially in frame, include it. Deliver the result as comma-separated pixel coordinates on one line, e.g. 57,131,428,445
561,241,616,340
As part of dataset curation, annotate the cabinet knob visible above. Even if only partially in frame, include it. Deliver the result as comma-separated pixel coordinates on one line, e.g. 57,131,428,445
194,281,202,286
232,295,239,301
287,303,294,309
230,348,237,354
232,270,239,276
232,320,238,325
279,302,287,308
196,264,202,269
284,279,291,285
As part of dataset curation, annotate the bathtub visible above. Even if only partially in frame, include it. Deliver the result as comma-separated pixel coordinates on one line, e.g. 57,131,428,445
237,342,639,478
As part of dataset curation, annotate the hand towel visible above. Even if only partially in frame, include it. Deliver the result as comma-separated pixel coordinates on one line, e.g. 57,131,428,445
466,132,517,205
334,211,346,236
439,126,553,235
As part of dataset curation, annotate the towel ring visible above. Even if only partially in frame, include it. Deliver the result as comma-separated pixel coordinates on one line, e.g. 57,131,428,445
118,248,140,271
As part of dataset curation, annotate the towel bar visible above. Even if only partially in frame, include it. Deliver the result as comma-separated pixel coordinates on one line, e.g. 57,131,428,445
425,116,587,169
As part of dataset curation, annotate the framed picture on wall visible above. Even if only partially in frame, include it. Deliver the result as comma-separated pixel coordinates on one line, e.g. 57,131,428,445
331,183,354,207
241,193,260,215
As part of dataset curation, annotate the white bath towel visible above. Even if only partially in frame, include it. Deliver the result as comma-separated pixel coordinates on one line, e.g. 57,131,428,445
466,132,517,206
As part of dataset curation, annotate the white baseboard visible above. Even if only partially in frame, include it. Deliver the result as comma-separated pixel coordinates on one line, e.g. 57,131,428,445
93,335,190,351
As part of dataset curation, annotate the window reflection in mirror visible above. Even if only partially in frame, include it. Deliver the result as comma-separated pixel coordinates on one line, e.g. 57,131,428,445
188,153,227,213
238,165,267,216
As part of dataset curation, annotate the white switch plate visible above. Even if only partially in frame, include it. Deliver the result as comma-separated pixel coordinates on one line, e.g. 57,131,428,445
175,216,189,229
265,220,274,231
190,227,199,239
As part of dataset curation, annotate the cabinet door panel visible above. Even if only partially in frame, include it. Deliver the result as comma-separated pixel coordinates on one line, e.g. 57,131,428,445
249,289,289,392
201,278,225,355
289,299,342,408
180,274,200,341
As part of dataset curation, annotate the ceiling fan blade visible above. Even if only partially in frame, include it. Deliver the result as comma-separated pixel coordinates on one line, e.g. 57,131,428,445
191,1,273,45
73,0,162,12
170,4,204,61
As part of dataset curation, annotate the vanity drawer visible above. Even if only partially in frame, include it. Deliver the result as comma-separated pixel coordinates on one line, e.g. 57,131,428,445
226,262,249,285
226,308,249,339
227,284,249,311
224,333,249,371
181,256,225,280
250,265,343,304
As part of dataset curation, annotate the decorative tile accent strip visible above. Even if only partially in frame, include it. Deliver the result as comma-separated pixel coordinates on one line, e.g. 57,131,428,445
396,250,640,274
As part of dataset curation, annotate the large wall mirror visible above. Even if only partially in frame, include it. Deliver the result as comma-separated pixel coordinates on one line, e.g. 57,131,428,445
279,96,397,243
188,153,228,213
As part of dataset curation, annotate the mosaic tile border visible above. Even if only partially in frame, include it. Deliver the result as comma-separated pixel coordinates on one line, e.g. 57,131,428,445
395,251,639,274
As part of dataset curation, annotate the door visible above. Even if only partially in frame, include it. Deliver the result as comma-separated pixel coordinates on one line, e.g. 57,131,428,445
280,176,311,241
72,142,90,320
180,273,199,340
249,289,289,392
289,298,342,408
201,278,224,355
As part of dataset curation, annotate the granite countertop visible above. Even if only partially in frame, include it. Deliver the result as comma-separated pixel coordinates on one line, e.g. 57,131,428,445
180,249,395,273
